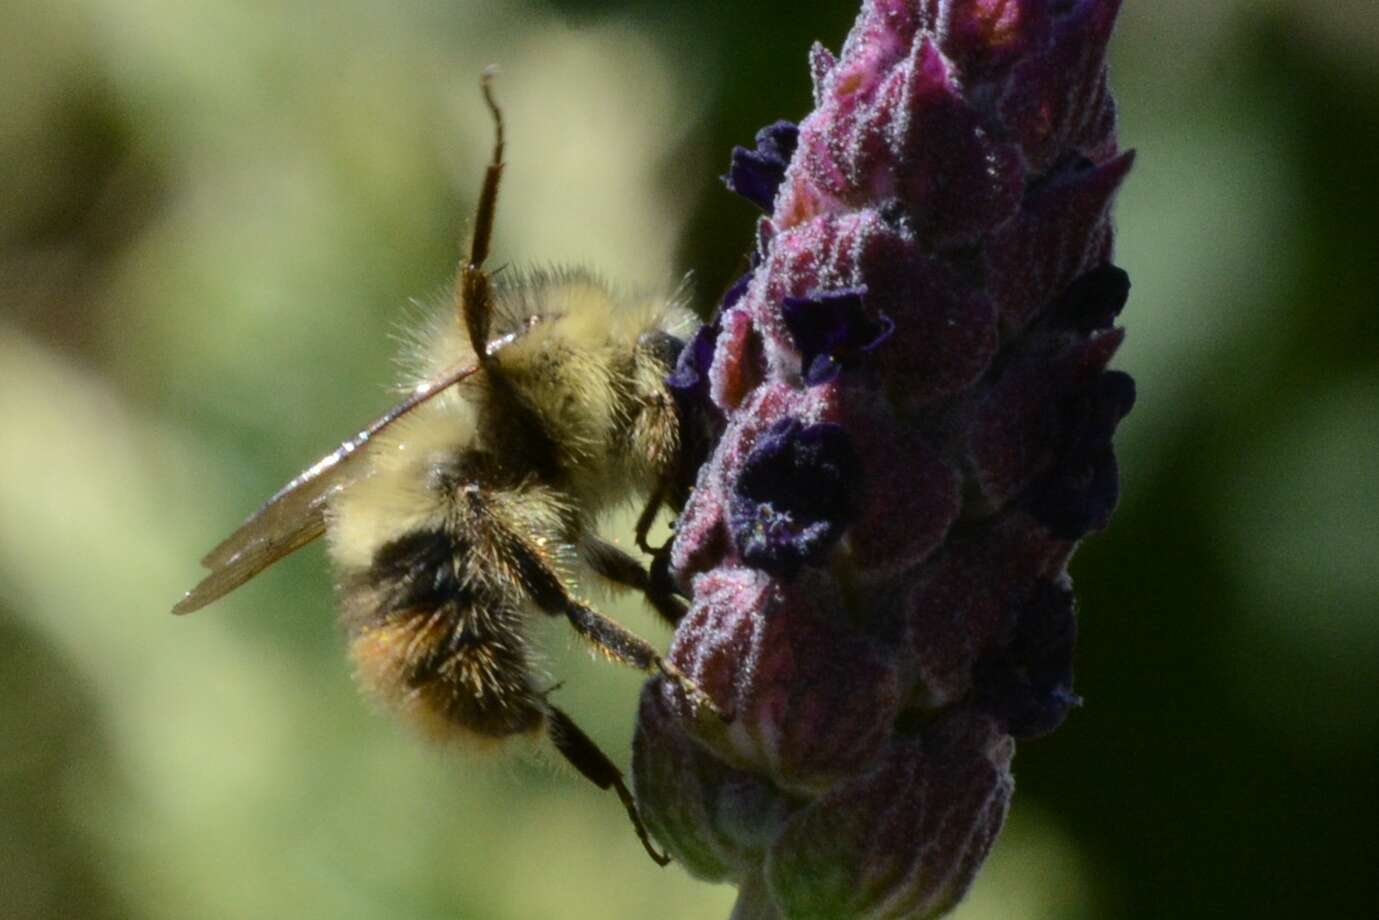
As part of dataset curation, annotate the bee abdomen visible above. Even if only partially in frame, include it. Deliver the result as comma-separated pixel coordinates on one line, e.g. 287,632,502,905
342,528,543,740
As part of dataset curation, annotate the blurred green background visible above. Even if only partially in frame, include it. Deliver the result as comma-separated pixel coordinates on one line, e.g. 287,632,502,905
3,1,1377,918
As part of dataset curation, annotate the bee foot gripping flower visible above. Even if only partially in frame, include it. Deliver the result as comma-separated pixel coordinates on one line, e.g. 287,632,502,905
635,1,1133,916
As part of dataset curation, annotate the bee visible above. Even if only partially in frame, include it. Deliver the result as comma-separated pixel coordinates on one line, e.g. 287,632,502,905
172,72,718,866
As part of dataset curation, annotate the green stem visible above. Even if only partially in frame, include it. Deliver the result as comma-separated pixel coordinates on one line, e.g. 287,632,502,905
729,867,783,920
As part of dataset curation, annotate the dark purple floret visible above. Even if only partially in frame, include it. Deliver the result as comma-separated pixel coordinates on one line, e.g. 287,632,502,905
976,579,1080,740
667,320,727,498
667,320,719,397
1026,369,1136,539
721,269,755,312
667,256,763,402
723,120,800,212
1052,261,1131,333
781,286,894,386
729,418,859,576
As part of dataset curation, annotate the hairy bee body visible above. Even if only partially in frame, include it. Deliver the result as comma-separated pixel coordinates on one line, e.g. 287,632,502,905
330,270,688,743
175,78,709,865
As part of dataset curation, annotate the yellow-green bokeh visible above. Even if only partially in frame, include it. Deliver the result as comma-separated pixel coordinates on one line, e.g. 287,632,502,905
3,2,1376,918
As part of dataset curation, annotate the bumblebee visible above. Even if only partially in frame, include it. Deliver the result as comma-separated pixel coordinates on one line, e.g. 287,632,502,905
173,73,715,866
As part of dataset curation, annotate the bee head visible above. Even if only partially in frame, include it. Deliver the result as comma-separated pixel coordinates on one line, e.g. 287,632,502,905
610,329,684,492
636,330,687,375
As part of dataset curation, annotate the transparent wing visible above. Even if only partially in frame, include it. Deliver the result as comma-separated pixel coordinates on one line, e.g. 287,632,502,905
172,360,486,615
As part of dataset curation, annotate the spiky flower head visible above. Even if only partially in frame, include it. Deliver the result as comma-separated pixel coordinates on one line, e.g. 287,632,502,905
636,2,1133,917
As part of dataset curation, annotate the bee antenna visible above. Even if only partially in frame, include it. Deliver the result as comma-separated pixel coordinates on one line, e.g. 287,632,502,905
472,66,504,269
458,66,506,360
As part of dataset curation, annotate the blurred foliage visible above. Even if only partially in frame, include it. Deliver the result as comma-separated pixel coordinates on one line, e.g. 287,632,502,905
2,1,1376,918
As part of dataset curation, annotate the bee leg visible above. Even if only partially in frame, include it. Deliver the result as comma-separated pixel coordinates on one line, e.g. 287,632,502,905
506,531,726,720
632,483,693,627
545,704,671,867
577,535,687,627
649,548,685,615
457,70,506,359
634,467,702,609
633,483,667,556
560,601,725,721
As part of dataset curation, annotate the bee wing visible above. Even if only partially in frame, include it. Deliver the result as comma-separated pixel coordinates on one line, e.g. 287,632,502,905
172,360,486,615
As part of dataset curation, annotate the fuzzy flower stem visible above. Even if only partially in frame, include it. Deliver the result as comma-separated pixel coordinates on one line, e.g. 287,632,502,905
637,2,1133,917
730,868,785,920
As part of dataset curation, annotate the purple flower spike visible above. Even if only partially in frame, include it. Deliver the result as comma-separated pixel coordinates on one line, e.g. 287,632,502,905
724,120,802,212
636,2,1134,916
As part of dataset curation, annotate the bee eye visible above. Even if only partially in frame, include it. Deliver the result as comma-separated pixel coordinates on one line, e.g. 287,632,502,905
637,330,685,370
